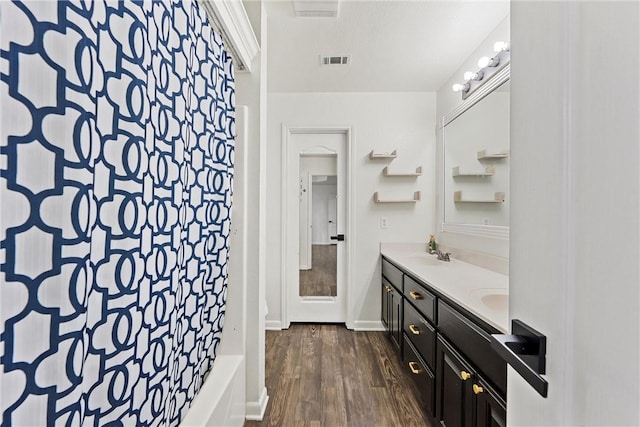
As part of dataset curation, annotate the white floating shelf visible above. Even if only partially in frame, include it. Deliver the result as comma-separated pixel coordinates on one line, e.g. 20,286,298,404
477,149,510,160
454,191,505,203
369,149,397,160
452,166,495,177
374,191,421,203
383,166,422,177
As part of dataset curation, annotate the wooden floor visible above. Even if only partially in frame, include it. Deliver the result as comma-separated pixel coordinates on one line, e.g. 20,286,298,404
244,324,437,427
299,245,337,297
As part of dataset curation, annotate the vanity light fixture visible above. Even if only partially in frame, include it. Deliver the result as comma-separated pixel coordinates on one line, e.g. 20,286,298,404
493,41,510,52
478,56,500,68
464,71,484,81
452,83,470,92
453,41,510,99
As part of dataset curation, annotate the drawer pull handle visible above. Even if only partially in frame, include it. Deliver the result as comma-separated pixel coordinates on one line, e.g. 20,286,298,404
473,384,484,395
409,324,421,335
409,291,423,300
460,371,472,381
408,361,422,374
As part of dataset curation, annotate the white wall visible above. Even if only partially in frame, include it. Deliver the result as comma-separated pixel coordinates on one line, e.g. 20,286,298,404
436,16,510,260
509,1,639,425
266,92,436,329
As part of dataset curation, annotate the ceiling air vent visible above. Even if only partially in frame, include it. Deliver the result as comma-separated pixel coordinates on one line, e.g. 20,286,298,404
320,55,351,66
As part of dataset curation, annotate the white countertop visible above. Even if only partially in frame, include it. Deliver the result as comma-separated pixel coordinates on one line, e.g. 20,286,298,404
381,243,509,333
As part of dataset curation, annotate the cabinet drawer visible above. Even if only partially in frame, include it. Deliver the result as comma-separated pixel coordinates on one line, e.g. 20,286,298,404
382,258,403,290
403,300,436,370
403,336,435,418
404,275,436,322
437,301,507,396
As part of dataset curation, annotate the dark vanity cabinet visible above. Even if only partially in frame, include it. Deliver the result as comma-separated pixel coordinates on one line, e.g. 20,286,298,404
474,377,506,427
382,259,403,351
403,335,436,416
435,335,507,427
403,300,436,370
381,277,391,329
436,337,475,427
381,256,507,426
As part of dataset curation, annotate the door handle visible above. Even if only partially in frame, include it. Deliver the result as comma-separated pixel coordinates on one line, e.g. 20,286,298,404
330,234,345,241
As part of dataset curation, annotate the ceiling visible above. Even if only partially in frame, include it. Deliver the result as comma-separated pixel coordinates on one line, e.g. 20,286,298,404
265,0,509,93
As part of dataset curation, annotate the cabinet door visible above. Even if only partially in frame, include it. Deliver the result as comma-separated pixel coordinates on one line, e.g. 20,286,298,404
390,286,402,350
382,278,392,330
436,336,474,427
474,378,506,427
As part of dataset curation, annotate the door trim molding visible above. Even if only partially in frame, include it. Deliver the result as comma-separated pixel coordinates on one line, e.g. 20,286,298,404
280,125,355,329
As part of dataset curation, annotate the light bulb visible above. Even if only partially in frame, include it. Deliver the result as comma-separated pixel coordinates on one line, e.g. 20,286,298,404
478,56,499,68
494,41,510,52
464,71,483,81
452,83,470,92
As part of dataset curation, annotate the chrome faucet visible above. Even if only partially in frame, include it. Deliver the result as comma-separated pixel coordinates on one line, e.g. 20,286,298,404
435,249,451,262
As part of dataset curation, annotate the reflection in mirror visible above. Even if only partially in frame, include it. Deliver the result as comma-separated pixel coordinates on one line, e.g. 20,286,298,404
299,154,338,297
444,80,510,227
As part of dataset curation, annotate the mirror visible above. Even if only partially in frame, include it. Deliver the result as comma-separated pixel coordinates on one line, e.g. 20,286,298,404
299,155,338,297
442,68,510,236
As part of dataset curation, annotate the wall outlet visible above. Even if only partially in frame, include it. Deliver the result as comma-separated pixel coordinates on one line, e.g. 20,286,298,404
380,217,388,229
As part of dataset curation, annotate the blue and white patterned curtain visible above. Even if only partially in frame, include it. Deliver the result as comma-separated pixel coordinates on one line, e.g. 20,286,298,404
0,1,235,425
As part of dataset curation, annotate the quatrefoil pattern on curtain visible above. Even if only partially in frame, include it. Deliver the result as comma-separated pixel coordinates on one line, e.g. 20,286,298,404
0,1,235,425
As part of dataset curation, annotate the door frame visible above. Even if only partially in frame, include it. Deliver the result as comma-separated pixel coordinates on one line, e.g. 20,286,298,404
280,125,355,329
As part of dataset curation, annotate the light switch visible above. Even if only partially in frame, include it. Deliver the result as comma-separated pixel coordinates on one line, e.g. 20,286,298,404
380,217,388,229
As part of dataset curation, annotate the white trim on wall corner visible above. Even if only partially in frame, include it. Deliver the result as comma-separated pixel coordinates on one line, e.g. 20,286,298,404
352,321,385,331
265,320,283,331
245,387,269,421
280,124,289,328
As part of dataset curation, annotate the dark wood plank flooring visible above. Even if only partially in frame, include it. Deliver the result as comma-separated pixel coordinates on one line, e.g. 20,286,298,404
299,245,337,297
244,324,437,427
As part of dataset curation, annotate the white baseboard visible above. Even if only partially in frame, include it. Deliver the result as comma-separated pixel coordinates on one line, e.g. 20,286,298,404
352,320,385,331
245,386,269,421
265,319,283,330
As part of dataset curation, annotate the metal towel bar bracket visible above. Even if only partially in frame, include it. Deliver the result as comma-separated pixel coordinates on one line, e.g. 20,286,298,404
491,319,548,398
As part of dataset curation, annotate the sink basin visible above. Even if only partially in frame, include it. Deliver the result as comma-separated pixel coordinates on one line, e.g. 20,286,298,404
470,288,509,311
480,293,508,310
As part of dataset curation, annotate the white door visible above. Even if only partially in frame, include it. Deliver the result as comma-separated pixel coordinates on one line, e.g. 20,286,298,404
508,2,639,425
327,195,337,243
286,132,347,323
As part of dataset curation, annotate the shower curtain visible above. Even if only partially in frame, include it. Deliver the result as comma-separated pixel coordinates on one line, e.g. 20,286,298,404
0,1,235,425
